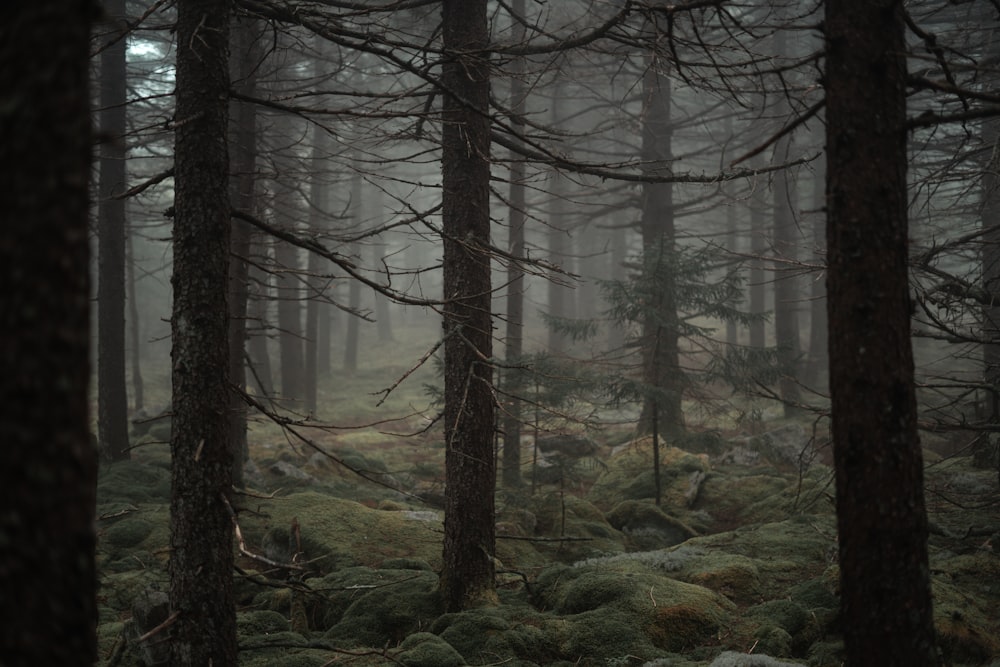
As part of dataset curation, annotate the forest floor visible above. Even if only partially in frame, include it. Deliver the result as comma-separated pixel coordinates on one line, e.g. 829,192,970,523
92,324,1000,665
94,401,1000,666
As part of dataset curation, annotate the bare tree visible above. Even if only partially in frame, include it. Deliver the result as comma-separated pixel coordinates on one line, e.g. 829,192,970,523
439,0,498,612
169,0,238,663
825,0,939,663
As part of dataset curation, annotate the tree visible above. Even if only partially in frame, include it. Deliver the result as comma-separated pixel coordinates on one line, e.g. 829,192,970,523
824,0,939,664
439,0,498,612
501,0,528,489
229,13,261,485
636,22,685,441
169,0,238,664
0,2,97,663
97,0,131,461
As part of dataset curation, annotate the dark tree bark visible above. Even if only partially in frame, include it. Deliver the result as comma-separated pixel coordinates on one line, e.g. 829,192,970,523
439,0,497,612
275,233,304,401
228,14,260,484
637,46,685,441
304,124,328,415
749,157,768,350
97,0,130,461
0,4,96,664
127,226,145,412
169,0,238,664
248,238,275,396
502,0,527,490
344,169,364,374
825,1,939,664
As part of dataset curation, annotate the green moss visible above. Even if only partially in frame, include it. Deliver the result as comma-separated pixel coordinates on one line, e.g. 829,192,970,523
397,632,467,667
103,518,155,551
237,609,290,636
563,609,664,662
324,569,442,647
606,500,698,550
97,460,171,503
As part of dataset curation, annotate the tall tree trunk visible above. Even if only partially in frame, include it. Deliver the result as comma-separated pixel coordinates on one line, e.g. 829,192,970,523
247,243,275,396
637,43,684,440
344,169,364,374
749,157,768,350
97,0,130,462
275,231,304,402
772,24,803,415
547,81,572,355
228,14,259,485
0,4,97,662
440,0,497,612
804,121,828,392
170,1,237,664
502,0,527,489
372,188,395,343
127,220,144,413
303,125,330,415
825,1,939,664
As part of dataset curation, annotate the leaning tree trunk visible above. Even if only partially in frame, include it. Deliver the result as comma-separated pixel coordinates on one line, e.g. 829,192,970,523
0,3,97,663
170,0,238,664
825,0,939,664
439,0,497,612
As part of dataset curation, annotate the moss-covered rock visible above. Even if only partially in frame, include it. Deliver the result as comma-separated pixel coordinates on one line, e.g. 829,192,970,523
323,568,442,647
237,609,291,636
103,517,155,550
397,632,466,667
606,500,698,551
588,439,710,512
97,460,171,503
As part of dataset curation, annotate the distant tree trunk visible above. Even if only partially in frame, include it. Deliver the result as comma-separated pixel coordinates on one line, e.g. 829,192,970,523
344,169,363,374
97,0,130,462
0,4,97,663
169,1,237,664
126,223,144,412
547,81,572,355
502,0,527,489
275,234,304,401
228,14,259,485
637,44,685,440
607,220,628,352
318,287,332,376
725,160,739,347
825,1,939,665
804,121,828,391
247,244,275,396
749,156,767,349
772,25,803,415
305,118,332,414
439,0,497,612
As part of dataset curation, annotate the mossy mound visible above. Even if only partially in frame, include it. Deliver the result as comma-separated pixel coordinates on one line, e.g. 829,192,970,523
534,559,735,656
244,491,445,572
525,493,626,564
397,631,467,666
931,562,1000,664
588,439,711,512
606,500,699,551
322,568,442,647
97,460,171,503
667,517,835,602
